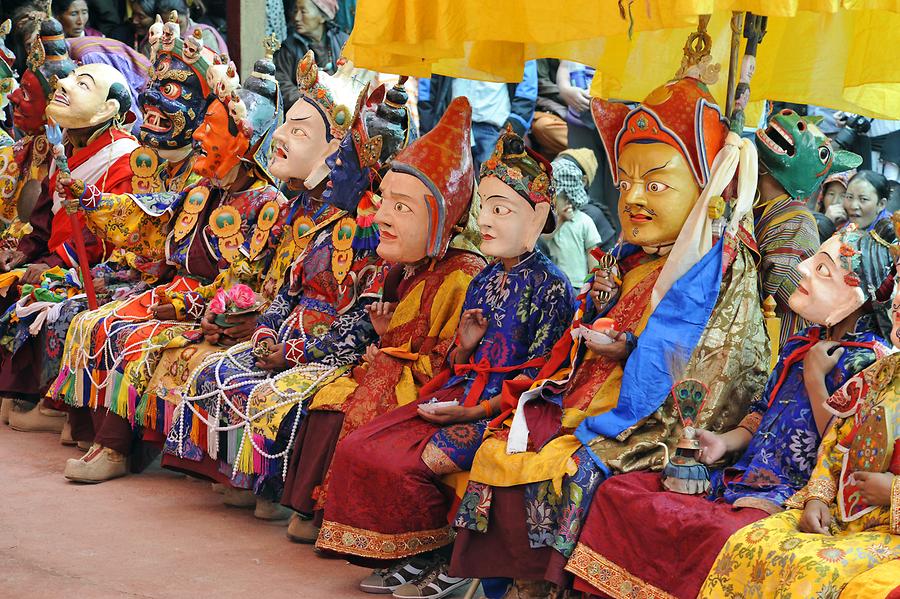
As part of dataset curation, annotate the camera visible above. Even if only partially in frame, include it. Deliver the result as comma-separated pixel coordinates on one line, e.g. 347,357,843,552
833,113,872,150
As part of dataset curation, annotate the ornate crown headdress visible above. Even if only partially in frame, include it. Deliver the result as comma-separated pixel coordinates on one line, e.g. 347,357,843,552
295,51,368,140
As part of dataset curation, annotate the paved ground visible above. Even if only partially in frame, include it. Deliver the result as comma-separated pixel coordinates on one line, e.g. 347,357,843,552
0,425,369,599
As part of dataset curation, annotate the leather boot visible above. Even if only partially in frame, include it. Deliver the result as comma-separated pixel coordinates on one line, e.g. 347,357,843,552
286,512,320,543
254,497,292,521
64,444,128,483
9,400,66,433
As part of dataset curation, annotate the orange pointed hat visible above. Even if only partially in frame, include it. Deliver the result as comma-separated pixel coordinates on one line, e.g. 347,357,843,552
592,77,728,188
389,96,474,259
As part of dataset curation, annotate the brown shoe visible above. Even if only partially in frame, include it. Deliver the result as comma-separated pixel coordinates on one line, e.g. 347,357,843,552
286,512,320,543
64,444,128,483
502,580,555,599
9,400,66,433
60,418,76,446
76,441,92,451
254,497,292,521
222,487,256,508
0,397,11,425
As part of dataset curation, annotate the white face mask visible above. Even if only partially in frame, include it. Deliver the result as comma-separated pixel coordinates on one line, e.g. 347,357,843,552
788,236,867,327
477,176,549,260
46,64,128,129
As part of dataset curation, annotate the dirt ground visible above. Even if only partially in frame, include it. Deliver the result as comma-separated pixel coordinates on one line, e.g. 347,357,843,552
0,425,369,598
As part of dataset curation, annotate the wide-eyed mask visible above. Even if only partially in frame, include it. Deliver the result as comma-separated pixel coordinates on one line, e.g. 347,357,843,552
789,235,866,326
269,97,337,186
374,170,431,264
479,177,550,258
616,142,700,248
756,109,862,199
46,63,132,130
140,54,208,149
477,127,554,259
9,70,46,135
192,98,250,180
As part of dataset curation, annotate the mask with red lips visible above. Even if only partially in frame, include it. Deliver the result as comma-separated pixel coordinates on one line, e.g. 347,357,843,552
9,71,47,135
192,99,249,180
139,53,209,150
789,226,894,333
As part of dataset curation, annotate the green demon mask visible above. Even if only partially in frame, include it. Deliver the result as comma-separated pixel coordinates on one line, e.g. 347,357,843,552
756,109,862,199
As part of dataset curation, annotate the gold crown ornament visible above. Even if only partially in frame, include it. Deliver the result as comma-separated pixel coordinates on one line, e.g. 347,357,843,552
295,51,368,140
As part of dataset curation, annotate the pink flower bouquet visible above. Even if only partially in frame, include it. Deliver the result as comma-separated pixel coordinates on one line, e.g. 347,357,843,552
209,284,260,327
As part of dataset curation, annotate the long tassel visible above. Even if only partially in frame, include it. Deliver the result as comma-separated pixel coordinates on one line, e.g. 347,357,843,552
141,394,157,430
207,418,218,459
189,411,202,448
127,389,137,427
226,427,239,465
163,401,174,434
236,431,255,475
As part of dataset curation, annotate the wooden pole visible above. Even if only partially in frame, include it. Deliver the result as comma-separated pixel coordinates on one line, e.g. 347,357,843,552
725,12,744,118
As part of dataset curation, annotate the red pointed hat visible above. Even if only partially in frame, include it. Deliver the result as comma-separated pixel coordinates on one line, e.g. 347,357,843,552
592,77,727,188
390,96,474,258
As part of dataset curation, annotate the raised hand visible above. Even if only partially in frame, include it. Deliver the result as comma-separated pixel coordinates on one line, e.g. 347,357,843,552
590,266,621,312
366,301,396,337
457,308,489,354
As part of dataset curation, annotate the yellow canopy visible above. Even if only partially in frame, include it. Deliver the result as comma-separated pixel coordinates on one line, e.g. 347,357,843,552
344,0,900,118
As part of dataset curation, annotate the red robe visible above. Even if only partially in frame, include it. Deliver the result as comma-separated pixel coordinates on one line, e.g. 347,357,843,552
1,127,137,398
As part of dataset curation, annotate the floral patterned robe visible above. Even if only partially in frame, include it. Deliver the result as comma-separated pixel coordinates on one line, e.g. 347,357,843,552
700,352,900,599
50,178,286,428
317,251,574,560
161,207,385,492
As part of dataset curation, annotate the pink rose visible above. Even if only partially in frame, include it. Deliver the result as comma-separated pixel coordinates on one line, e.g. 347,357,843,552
227,284,257,310
209,288,228,314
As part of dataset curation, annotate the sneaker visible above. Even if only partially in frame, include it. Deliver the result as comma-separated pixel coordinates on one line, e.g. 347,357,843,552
391,560,471,599
286,512,319,543
64,444,128,483
359,556,436,595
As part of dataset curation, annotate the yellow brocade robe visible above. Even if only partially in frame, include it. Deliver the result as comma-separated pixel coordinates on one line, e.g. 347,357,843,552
700,353,900,599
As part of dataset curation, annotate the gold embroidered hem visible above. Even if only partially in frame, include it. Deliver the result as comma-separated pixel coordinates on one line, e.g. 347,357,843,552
786,477,838,509
564,542,676,599
316,520,452,559
891,476,899,534
421,442,461,476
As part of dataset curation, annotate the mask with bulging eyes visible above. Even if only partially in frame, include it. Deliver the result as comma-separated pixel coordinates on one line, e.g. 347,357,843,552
139,53,208,150
192,99,249,181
